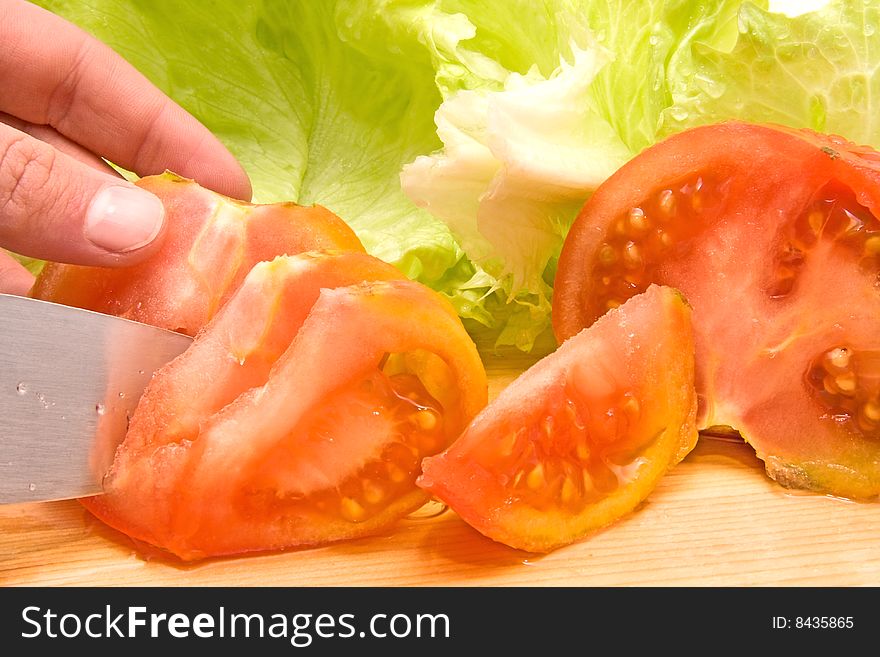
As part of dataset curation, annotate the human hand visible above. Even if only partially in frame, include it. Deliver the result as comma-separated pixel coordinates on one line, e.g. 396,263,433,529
0,0,252,295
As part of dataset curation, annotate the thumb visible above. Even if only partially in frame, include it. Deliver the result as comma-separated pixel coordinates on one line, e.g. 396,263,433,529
0,124,166,266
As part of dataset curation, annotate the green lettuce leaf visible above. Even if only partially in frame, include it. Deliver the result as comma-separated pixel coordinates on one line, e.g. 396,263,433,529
3,251,44,277
36,0,462,292
40,0,874,354
663,0,880,145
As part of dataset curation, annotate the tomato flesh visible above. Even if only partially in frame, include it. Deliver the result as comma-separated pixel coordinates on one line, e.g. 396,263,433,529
82,252,487,560
256,371,446,521
30,172,365,335
553,121,880,499
29,174,489,559
419,285,697,552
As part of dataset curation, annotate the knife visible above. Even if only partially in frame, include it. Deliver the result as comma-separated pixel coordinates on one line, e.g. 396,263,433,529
0,293,192,504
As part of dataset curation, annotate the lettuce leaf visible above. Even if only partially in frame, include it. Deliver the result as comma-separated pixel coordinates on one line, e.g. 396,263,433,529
663,0,880,146
39,0,877,353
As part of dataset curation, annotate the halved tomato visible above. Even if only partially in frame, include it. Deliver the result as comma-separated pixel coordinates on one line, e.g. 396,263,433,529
418,285,697,553
553,121,880,499
82,251,487,560
30,172,364,335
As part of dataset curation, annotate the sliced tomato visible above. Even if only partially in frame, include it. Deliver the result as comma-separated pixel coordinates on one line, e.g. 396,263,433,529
30,172,364,335
82,251,487,560
418,285,697,553
553,121,880,499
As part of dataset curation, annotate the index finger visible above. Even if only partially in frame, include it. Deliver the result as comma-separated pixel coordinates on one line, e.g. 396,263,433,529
0,0,252,201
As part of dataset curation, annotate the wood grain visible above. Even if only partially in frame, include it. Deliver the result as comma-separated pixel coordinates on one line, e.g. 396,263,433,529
2,335,879,587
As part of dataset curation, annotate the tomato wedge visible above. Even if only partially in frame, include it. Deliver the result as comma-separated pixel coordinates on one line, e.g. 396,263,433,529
30,172,364,335
553,121,880,499
82,251,487,560
418,285,697,552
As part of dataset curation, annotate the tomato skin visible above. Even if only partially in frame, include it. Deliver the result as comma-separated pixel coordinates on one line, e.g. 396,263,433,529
419,285,697,553
553,121,880,499
30,172,365,335
82,252,487,561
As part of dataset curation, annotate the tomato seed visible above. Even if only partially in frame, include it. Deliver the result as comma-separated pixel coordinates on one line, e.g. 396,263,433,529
560,477,577,504
628,208,649,234
598,243,618,266
340,497,367,522
822,374,838,396
863,400,880,422
496,430,521,459
362,480,386,505
825,347,851,372
623,242,642,269
581,470,595,496
622,395,641,420
857,408,879,433
835,373,857,395
387,463,409,484
525,464,545,490
655,228,673,249
411,408,437,431
657,189,675,218
684,177,704,212
808,209,826,236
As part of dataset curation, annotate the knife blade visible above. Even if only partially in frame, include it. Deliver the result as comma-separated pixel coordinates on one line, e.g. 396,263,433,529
0,293,192,504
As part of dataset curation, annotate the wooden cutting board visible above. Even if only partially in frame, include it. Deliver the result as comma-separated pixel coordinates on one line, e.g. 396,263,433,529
2,334,879,587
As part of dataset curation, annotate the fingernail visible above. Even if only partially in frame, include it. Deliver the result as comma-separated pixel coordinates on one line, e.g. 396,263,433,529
84,185,165,253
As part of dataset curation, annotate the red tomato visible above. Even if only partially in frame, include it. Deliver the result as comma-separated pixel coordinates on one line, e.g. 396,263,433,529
30,172,364,335
419,285,697,552
553,121,880,499
82,251,488,560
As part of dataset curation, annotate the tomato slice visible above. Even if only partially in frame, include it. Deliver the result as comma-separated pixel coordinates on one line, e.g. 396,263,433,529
418,285,697,553
553,121,880,499
82,251,487,560
29,172,365,335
